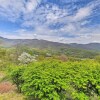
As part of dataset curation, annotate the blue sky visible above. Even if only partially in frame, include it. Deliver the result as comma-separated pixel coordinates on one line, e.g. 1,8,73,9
0,0,100,43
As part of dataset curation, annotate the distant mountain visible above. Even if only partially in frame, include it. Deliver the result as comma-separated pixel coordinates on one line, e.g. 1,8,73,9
0,37,71,49
70,43,100,51
0,36,100,51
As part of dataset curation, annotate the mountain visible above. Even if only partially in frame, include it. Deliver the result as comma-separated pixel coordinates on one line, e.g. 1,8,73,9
0,37,71,49
70,43,100,51
0,36,100,59
0,36,100,51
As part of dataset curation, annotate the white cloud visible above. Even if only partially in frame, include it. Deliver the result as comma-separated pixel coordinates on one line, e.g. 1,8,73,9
0,0,25,21
25,0,41,13
0,0,41,22
0,0,100,43
72,7,92,21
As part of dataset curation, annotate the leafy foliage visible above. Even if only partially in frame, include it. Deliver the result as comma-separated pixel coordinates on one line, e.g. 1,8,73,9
10,60,100,100
0,47,100,99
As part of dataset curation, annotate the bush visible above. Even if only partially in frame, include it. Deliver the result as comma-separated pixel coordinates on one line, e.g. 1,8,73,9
10,60,100,100
10,66,25,93
18,52,37,64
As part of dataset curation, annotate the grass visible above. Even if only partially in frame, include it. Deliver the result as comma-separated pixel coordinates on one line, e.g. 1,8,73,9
0,71,25,100
0,92,24,100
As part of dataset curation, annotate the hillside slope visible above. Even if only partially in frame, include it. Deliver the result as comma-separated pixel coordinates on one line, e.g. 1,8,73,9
0,37,100,51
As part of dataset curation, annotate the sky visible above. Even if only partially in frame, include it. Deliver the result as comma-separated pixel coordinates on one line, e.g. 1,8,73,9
0,0,100,44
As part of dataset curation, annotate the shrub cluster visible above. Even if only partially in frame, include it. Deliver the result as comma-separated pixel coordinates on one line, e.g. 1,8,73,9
10,60,100,100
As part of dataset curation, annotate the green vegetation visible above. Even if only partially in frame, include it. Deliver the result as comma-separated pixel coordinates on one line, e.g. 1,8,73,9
0,47,100,100
10,60,100,100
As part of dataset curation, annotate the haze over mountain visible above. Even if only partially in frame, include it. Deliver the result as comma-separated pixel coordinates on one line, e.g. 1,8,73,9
0,36,100,51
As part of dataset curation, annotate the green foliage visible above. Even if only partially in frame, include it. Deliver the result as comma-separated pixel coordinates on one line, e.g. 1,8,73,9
0,47,100,99
10,66,25,93
60,48,99,59
10,60,100,100
95,55,100,63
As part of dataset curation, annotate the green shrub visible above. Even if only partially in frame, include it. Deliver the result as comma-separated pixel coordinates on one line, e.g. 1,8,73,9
10,60,100,100
10,66,25,93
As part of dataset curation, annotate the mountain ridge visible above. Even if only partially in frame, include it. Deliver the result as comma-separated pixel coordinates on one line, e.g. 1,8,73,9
0,36,100,51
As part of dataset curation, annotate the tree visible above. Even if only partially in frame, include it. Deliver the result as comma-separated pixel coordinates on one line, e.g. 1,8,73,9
18,52,37,64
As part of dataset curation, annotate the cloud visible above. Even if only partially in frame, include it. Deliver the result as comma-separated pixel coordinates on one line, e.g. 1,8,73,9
0,0,25,22
72,7,92,21
0,0,100,43
0,0,41,22
25,0,42,13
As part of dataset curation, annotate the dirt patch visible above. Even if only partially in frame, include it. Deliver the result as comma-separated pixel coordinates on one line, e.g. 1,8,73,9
0,82,16,93
0,72,24,100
